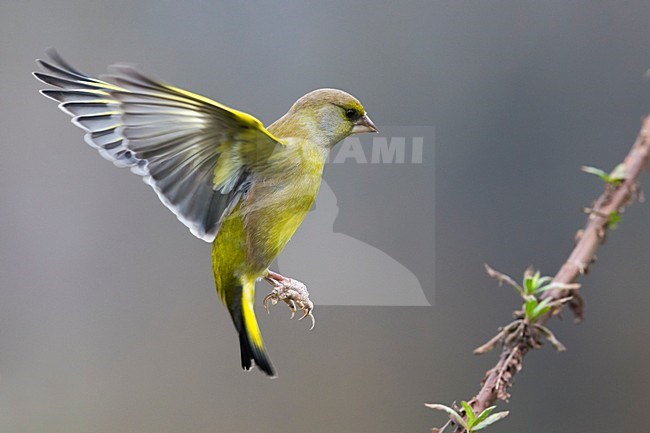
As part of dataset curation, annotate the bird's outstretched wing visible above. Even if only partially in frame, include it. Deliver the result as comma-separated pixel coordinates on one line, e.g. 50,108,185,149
34,48,283,242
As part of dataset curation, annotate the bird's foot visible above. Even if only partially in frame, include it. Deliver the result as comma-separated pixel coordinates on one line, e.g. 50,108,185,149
263,270,315,330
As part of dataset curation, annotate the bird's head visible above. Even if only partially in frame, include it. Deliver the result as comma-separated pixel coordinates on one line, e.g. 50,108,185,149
273,88,377,148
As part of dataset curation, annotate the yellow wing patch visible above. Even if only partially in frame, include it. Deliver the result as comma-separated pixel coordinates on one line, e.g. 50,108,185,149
164,83,283,144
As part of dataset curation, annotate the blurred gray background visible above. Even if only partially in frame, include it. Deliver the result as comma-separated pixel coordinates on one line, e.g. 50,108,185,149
1,1,650,432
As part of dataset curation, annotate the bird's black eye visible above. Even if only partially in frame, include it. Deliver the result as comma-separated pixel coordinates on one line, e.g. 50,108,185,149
345,108,358,120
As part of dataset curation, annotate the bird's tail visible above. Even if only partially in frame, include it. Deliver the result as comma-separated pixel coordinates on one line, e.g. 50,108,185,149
230,278,276,378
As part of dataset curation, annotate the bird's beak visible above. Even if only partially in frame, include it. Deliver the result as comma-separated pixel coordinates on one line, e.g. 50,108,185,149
352,114,378,134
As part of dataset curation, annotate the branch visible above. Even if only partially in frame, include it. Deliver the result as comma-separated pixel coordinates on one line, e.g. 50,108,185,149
439,116,650,430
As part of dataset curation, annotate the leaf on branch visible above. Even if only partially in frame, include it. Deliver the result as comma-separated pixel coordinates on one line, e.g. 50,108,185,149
472,405,495,426
484,264,523,296
537,282,581,292
472,411,510,431
581,164,625,185
609,163,627,182
530,298,553,322
548,296,574,309
474,332,504,355
608,210,622,229
581,166,610,181
425,403,466,429
523,266,535,281
475,320,524,354
534,324,566,352
461,400,475,424
524,298,537,320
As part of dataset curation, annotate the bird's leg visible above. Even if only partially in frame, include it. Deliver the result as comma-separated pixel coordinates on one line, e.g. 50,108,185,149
263,270,315,329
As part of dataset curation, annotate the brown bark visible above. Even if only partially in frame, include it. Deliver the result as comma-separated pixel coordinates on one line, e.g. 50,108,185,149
445,116,650,429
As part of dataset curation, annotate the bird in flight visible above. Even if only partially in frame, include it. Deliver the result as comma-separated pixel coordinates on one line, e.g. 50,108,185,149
34,49,377,377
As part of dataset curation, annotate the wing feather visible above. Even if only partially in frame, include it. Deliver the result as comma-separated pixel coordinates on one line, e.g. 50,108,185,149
34,49,282,242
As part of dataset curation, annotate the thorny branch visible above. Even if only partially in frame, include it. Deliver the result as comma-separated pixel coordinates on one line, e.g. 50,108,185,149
438,116,650,431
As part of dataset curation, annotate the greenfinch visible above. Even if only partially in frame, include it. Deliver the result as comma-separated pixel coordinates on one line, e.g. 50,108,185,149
34,49,377,377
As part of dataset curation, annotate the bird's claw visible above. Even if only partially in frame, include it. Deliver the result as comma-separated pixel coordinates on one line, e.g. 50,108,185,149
263,274,315,330
288,300,297,319
298,305,316,330
263,292,277,314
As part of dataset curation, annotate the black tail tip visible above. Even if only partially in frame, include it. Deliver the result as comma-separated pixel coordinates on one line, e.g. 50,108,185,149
239,333,277,378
